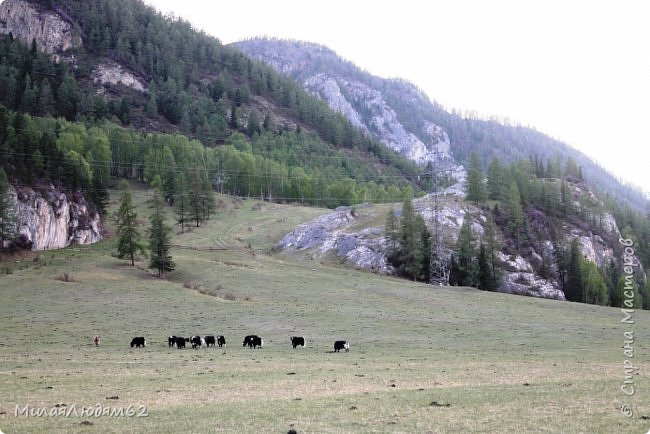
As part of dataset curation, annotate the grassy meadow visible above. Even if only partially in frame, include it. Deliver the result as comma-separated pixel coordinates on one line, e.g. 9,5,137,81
0,186,649,433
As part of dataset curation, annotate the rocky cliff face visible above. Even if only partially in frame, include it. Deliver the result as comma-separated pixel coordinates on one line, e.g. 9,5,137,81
9,184,102,251
277,206,390,273
302,73,448,165
0,0,81,54
236,39,466,193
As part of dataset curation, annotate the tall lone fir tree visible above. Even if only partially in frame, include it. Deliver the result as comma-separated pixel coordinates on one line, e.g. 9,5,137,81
115,180,145,266
148,184,175,277
0,168,17,248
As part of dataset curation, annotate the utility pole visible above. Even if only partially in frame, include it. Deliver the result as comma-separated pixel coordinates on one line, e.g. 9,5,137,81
429,143,451,286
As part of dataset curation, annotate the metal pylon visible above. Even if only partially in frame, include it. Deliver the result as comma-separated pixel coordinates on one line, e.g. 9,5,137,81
429,145,450,286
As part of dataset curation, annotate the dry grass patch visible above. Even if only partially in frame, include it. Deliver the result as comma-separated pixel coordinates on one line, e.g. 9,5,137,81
216,259,253,268
183,280,243,301
55,272,78,282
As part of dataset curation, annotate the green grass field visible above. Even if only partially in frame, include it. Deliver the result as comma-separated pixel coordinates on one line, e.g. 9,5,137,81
1,188,649,433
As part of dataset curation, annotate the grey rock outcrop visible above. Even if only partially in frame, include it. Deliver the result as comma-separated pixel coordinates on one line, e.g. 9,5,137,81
11,184,102,251
277,207,391,273
92,62,146,93
497,252,565,300
0,0,81,54
499,271,566,300
279,208,355,251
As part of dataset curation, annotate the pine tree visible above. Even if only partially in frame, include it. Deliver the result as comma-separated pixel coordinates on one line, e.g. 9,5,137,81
388,198,431,281
565,156,579,178
385,205,399,261
505,180,525,247
414,214,431,282
162,166,176,205
565,238,584,302
180,109,191,134
246,109,261,136
188,171,205,227
487,157,505,200
613,276,626,308
455,216,478,287
263,111,275,132
478,244,495,291
174,172,188,233
200,174,216,221
481,215,501,291
546,155,561,178
582,261,609,306
553,238,567,292
56,73,79,121
397,198,420,280
36,80,55,116
543,181,560,216
614,275,643,309
560,180,572,217
229,104,239,130
0,168,18,248
89,176,110,216
604,258,620,307
148,187,175,277
448,254,461,286
115,181,145,266
466,152,487,204
145,83,158,117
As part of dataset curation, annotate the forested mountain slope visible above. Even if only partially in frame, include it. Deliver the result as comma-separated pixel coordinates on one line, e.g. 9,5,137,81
236,38,648,211
0,0,421,207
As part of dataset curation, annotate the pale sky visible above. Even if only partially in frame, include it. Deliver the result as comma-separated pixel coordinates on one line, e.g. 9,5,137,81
74,1,650,194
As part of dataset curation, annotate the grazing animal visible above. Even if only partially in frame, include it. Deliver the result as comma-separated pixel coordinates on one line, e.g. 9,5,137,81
205,335,216,347
334,340,349,352
175,336,187,349
190,335,202,349
93,336,101,346
251,335,263,349
130,337,146,348
217,335,226,347
290,336,305,348
243,335,263,349
168,335,176,347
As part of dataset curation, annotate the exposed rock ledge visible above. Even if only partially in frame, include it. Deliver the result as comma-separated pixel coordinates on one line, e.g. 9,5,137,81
277,207,391,273
10,184,102,251
92,62,146,93
496,252,566,300
0,0,82,54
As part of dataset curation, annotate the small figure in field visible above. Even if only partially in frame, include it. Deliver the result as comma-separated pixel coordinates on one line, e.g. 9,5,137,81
93,335,101,346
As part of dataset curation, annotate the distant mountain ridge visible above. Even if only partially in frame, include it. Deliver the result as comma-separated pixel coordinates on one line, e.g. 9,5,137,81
235,37,648,210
